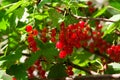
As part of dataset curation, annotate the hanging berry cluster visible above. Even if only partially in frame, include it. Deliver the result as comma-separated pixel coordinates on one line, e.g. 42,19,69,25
50,28,57,43
107,45,120,62
27,60,46,79
40,27,48,43
56,21,110,58
87,1,96,13
26,25,39,52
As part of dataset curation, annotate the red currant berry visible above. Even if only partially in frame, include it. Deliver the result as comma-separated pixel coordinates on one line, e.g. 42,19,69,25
26,25,32,32
33,29,38,36
87,1,92,6
27,36,34,42
78,21,85,29
51,37,56,43
56,41,64,49
67,66,73,70
59,50,67,58
96,24,102,31
68,71,74,75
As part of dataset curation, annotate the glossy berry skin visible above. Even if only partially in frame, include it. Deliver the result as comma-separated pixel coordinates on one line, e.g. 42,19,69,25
107,45,120,62
56,41,64,49
78,21,85,29
26,26,39,52
59,50,67,58
26,25,33,32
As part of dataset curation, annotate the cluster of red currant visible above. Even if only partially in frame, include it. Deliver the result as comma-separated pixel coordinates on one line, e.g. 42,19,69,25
107,45,120,62
87,1,96,13
26,25,39,52
88,23,110,53
66,66,74,76
27,60,46,79
40,27,48,43
56,21,110,58
50,28,57,43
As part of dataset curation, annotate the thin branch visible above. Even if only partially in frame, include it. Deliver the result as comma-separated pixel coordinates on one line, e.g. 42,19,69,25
44,4,116,22
71,14,116,22
45,4,64,13
74,73,120,80
115,29,120,36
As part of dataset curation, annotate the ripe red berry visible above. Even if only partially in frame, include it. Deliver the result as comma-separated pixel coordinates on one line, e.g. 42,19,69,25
107,45,120,62
28,73,34,79
12,77,17,80
37,65,42,71
59,50,67,58
34,60,40,66
51,37,56,43
41,37,47,43
33,29,38,36
78,21,85,29
89,7,95,13
27,36,34,42
87,1,92,6
26,25,33,32
96,24,102,31
67,66,73,70
56,41,64,49
51,28,56,37
68,71,74,75
71,33,77,40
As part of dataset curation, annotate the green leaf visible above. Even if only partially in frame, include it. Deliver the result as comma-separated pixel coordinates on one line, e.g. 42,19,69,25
103,23,116,37
77,3,88,8
64,15,79,26
14,7,25,19
8,13,17,31
93,7,107,18
0,46,23,68
107,6,120,15
24,51,41,69
103,14,120,37
105,63,120,74
108,14,120,22
48,64,67,79
6,1,23,14
6,64,27,80
88,60,103,72
37,41,58,61
109,0,120,12
71,48,93,67
48,9,64,27
0,18,7,30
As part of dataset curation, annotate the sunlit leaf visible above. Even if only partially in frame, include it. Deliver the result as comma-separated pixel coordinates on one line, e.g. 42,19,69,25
6,1,23,14
93,7,107,18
